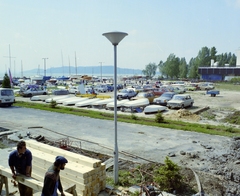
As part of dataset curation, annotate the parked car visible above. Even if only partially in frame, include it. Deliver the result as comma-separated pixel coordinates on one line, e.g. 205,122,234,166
106,84,114,92
94,85,108,93
68,86,80,94
117,89,137,99
153,92,175,106
172,86,185,94
20,87,48,97
130,92,155,103
167,94,194,109
199,83,215,90
185,84,197,91
52,89,69,95
117,84,123,90
0,88,15,106
152,88,166,96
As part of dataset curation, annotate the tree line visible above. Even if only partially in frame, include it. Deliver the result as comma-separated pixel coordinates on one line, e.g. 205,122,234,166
142,46,237,79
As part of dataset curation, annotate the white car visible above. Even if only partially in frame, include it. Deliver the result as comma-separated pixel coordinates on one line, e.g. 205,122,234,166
199,83,215,90
167,94,194,109
68,86,80,94
94,85,108,93
117,89,137,99
0,88,15,106
20,87,48,97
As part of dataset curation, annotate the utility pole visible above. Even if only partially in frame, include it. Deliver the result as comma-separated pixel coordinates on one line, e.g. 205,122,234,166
42,58,48,76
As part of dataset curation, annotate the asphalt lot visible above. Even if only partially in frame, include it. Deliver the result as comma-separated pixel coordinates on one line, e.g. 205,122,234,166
0,92,233,166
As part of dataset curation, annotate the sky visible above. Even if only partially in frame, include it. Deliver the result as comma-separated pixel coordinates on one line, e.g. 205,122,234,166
0,0,240,77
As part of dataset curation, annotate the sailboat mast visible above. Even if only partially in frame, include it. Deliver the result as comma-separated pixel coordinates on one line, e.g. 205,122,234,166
21,60,23,78
75,51,77,75
61,50,64,76
68,56,71,75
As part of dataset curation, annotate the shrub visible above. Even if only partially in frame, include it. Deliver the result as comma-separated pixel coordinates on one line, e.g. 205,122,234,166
155,111,164,123
154,157,183,193
131,114,138,120
49,100,57,108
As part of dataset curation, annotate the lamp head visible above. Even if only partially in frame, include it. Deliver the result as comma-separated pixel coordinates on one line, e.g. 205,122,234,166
103,31,128,46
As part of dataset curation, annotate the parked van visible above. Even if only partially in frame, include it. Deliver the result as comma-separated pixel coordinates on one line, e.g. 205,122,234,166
0,88,15,106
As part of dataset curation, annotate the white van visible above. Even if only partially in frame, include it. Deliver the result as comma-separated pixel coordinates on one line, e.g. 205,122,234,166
0,88,15,106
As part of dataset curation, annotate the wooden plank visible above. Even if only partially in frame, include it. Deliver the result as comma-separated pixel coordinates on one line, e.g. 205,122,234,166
30,161,103,194
29,148,94,177
0,166,74,196
103,158,114,169
31,165,88,189
26,140,101,168
23,140,106,196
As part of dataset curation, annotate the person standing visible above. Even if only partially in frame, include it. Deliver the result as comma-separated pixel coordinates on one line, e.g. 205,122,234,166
8,140,33,196
41,156,68,196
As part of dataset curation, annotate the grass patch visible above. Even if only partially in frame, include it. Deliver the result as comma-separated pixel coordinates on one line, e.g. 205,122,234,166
13,101,240,138
222,111,240,125
0,143,7,149
201,109,216,120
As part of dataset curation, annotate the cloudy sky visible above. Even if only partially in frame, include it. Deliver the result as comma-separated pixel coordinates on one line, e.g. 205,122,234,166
0,0,240,76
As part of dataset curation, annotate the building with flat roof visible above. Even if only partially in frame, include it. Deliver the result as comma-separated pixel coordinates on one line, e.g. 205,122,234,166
198,49,240,81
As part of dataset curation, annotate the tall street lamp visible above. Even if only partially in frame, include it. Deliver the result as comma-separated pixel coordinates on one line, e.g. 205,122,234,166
42,58,48,76
102,31,128,184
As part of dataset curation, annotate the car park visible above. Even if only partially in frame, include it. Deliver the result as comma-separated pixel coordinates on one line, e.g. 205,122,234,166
153,92,175,106
167,94,194,109
117,89,137,99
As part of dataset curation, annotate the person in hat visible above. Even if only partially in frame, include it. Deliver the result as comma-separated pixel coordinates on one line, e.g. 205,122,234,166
41,156,68,196
8,140,33,196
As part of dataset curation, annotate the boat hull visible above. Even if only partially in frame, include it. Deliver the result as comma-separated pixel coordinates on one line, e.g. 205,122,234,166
75,98,100,107
143,105,167,114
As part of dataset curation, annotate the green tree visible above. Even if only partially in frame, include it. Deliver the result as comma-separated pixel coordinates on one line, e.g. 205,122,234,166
195,46,210,67
210,46,217,63
179,57,188,79
2,73,11,88
158,60,168,78
229,54,236,66
142,63,157,79
164,54,180,79
188,58,199,79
